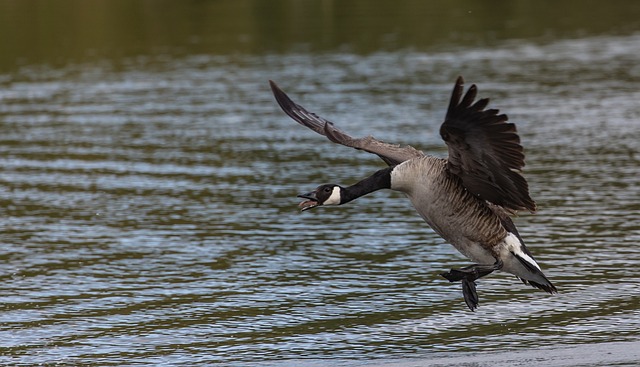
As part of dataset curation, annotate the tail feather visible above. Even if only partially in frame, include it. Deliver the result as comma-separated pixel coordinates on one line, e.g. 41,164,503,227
520,277,557,294
513,252,557,294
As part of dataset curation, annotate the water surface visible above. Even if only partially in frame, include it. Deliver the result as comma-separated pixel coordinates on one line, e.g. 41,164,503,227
1,1,640,366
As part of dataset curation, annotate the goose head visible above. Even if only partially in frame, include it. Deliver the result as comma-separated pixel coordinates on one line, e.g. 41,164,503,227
297,184,343,211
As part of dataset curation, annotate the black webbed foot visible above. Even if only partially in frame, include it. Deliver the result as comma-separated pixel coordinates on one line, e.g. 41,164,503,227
461,279,479,311
440,260,503,311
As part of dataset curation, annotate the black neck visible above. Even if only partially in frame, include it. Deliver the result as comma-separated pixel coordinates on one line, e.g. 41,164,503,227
341,166,393,204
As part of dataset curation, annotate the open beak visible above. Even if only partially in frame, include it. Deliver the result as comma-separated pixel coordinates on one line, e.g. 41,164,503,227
297,191,319,211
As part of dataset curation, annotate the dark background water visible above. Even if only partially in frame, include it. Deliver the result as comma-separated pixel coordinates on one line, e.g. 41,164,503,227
1,1,640,366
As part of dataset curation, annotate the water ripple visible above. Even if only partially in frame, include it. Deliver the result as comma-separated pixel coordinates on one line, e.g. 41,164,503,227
1,34,640,366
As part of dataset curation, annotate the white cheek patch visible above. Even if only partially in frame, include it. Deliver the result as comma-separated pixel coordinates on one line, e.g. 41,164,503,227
504,232,541,270
323,186,342,205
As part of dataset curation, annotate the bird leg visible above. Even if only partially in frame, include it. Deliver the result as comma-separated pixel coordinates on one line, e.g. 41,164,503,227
440,259,503,311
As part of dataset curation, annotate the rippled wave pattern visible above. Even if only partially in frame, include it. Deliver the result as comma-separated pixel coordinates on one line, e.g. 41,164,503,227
1,35,640,365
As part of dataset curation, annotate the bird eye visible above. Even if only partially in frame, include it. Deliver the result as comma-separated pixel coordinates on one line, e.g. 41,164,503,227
324,187,331,193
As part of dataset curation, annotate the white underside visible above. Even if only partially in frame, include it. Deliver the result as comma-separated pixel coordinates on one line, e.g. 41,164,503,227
448,232,542,280
500,232,541,270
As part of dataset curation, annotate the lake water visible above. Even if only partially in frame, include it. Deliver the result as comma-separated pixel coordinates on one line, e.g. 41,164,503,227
1,1,640,366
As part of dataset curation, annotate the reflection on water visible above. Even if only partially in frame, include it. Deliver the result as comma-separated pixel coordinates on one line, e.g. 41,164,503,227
1,2,640,366
2,0,640,71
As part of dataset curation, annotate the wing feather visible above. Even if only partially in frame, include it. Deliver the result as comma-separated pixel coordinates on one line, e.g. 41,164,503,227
269,80,423,166
440,77,536,212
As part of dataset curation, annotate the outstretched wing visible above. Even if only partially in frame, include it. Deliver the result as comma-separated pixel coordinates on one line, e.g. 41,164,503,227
269,80,424,166
440,76,536,212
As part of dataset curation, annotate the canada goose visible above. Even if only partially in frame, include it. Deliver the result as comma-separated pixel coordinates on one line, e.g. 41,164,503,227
269,77,557,311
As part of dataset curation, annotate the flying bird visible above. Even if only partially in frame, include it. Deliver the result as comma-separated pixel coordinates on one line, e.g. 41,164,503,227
269,77,556,310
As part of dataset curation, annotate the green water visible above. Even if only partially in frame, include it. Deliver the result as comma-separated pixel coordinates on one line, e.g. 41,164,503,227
1,1,640,366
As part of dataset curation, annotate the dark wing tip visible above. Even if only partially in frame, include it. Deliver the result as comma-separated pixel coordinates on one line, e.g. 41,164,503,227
525,279,558,294
269,80,288,107
269,80,301,115
269,80,292,110
268,80,334,139
268,79,279,94
460,84,478,108
448,76,466,114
